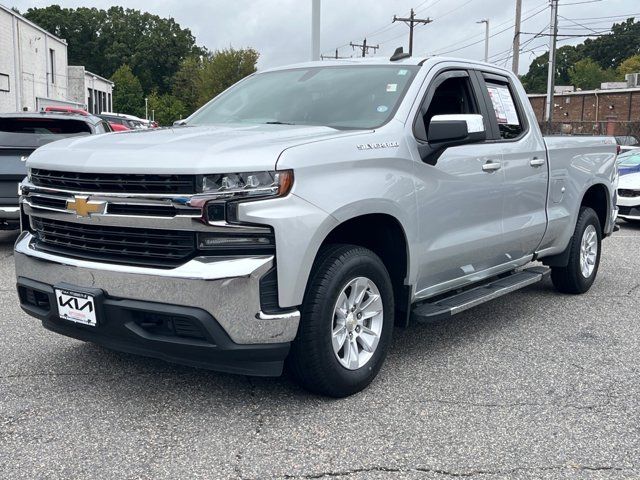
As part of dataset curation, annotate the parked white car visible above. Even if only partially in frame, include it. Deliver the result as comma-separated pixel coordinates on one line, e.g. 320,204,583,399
617,172,640,223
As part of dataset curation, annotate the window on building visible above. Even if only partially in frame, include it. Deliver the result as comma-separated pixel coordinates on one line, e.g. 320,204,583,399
108,93,112,112
50,49,56,84
0,73,9,92
88,88,93,114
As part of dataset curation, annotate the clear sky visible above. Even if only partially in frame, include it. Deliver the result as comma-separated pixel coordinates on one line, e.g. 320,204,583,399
7,0,640,74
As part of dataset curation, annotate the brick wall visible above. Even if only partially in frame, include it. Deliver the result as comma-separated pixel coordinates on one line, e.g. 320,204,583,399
528,89,640,136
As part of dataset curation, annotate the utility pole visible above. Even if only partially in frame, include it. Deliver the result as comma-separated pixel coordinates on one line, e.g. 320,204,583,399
350,38,379,57
311,0,321,61
544,0,559,131
393,8,432,57
512,0,522,74
477,19,489,62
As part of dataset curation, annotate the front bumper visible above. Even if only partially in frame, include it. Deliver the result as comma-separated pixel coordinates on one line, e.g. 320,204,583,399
14,231,300,375
616,196,640,220
0,205,20,228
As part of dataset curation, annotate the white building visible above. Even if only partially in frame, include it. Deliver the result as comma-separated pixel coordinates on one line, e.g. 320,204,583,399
0,4,80,112
67,66,114,114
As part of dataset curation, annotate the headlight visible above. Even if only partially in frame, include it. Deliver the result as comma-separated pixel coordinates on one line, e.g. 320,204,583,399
200,170,293,198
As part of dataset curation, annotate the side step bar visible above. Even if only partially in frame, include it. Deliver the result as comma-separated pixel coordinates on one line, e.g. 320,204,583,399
411,266,550,323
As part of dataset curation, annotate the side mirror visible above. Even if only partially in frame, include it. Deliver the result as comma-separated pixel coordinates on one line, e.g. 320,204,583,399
419,114,486,165
173,120,187,127
428,114,485,143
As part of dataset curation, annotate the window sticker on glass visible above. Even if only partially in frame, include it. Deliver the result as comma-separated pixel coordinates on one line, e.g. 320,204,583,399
487,85,520,125
397,69,408,76
377,105,389,113
386,83,398,92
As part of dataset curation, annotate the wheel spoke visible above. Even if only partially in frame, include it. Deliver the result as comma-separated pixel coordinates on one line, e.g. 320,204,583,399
358,327,378,353
361,309,382,320
359,293,380,312
352,278,369,308
347,339,359,369
332,325,347,353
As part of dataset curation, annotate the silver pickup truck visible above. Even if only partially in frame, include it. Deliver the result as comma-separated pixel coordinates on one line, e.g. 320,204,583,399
14,56,618,397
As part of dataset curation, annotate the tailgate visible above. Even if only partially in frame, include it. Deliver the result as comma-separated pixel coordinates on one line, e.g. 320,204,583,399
0,148,31,204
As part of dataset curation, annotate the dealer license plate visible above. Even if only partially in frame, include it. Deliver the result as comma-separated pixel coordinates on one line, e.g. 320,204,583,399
55,289,97,327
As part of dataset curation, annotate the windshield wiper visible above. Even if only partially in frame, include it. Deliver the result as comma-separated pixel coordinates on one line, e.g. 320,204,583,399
264,121,296,125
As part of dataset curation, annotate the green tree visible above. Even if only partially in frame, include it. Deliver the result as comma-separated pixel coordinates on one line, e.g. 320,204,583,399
111,65,144,117
618,54,640,76
520,45,581,93
24,6,205,94
198,48,259,106
579,18,640,70
568,58,617,90
148,92,187,126
172,56,204,115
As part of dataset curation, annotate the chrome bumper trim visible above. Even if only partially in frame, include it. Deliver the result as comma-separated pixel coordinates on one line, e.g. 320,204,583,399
14,231,300,344
0,206,19,219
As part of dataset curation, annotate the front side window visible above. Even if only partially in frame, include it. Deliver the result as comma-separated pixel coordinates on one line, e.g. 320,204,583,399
422,75,479,128
485,80,523,140
188,66,420,130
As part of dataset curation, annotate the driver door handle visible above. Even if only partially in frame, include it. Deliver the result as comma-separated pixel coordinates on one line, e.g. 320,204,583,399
529,157,546,167
482,161,502,172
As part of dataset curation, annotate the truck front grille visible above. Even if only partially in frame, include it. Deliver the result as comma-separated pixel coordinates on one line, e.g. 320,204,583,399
31,217,196,268
31,169,197,194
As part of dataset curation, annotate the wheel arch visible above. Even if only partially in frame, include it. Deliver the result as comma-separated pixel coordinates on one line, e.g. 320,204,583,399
315,212,413,327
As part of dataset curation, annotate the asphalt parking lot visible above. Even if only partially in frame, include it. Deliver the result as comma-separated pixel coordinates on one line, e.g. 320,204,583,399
1,224,639,480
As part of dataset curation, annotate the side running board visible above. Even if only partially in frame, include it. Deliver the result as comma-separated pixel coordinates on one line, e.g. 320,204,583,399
411,266,550,323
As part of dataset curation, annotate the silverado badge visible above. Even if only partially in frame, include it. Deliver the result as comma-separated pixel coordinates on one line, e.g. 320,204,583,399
66,196,107,217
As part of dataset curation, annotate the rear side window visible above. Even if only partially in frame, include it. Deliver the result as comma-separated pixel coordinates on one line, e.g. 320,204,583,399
484,81,523,140
0,118,91,135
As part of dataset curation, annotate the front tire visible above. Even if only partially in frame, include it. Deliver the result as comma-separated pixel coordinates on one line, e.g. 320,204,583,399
551,207,602,294
288,244,394,397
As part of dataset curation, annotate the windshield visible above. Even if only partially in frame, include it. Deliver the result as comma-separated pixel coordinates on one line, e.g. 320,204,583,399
187,65,420,129
618,151,640,167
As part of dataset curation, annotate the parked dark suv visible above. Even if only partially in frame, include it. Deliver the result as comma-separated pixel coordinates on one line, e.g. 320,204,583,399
0,112,111,229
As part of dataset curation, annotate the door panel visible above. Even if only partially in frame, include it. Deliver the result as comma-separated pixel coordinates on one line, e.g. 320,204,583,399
500,135,548,259
412,143,506,296
478,73,548,259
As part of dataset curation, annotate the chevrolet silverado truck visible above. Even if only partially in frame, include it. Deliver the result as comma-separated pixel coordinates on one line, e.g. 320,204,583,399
14,55,618,397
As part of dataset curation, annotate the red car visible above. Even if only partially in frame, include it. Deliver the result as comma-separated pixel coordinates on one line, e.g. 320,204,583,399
44,106,89,116
109,122,130,132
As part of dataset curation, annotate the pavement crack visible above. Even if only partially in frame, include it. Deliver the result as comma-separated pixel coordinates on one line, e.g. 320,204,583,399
418,397,610,411
626,283,640,295
283,464,628,479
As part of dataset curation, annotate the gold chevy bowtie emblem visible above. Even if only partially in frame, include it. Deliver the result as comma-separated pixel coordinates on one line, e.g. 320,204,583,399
66,196,106,217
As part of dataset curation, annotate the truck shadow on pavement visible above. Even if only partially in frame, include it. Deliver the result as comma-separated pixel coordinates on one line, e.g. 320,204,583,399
33,279,558,405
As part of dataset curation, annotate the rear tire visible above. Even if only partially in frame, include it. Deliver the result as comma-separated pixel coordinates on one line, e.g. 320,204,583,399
551,207,602,294
288,244,394,398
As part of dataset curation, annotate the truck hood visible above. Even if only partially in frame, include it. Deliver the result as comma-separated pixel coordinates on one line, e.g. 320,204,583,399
27,124,367,174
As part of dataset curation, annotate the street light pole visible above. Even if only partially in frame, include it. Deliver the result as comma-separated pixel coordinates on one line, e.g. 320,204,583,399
477,19,489,62
311,0,321,61
145,97,148,120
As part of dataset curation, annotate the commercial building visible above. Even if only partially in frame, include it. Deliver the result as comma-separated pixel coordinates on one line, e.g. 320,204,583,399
67,66,113,114
0,4,113,113
0,4,76,112
528,81,640,136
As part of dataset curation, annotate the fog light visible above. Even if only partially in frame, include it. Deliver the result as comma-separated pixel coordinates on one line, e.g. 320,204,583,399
197,232,274,251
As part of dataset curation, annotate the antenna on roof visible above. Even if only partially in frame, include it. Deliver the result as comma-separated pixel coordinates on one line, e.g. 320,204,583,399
390,47,411,62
